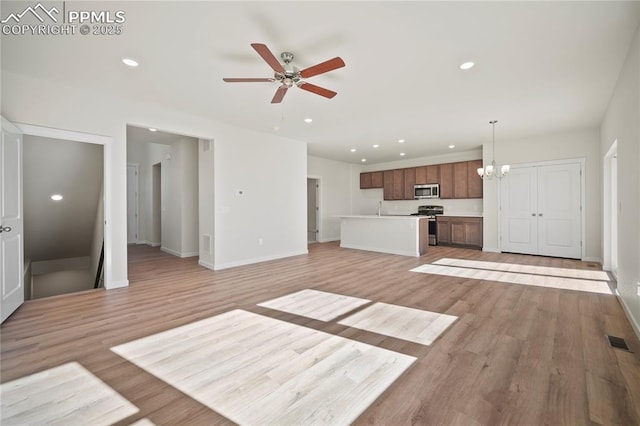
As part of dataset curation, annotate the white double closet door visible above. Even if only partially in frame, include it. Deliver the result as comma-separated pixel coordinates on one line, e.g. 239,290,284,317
500,161,582,259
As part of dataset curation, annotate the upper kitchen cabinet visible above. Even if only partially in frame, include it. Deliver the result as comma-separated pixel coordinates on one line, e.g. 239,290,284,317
467,160,483,198
453,162,468,198
441,161,482,199
403,168,416,200
359,171,383,189
363,160,482,199
383,169,406,200
439,163,454,199
415,165,440,185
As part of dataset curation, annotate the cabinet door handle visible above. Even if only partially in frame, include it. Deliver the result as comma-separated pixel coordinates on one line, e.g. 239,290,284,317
531,213,536,217
538,213,543,217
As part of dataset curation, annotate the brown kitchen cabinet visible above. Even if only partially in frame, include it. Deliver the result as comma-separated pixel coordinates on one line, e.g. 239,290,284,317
383,169,405,200
467,160,483,198
453,162,468,198
403,167,416,200
416,165,440,185
436,216,483,249
439,163,454,199
360,171,383,189
362,160,482,199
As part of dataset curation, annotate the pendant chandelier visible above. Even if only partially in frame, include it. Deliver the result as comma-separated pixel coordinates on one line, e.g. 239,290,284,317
477,120,510,179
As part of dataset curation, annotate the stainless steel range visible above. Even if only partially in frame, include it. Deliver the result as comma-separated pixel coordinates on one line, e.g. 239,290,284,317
411,205,444,245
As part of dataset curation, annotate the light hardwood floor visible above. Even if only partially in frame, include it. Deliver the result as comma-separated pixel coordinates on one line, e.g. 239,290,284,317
1,242,639,425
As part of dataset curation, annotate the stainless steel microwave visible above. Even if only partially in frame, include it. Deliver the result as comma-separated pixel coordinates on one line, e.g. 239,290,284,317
414,184,440,199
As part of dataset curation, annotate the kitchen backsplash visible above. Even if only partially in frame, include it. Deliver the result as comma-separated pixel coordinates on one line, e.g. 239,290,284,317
381,198,483,216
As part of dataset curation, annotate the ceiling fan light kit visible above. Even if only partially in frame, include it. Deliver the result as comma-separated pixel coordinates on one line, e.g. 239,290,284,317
223,43,346,104
477,120,510,180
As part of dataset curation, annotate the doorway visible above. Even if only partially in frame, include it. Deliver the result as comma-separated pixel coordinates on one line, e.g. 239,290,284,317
126,125,199,258
151,162,162,247
603,141,618,281
307,178,320,243
127,164,139,244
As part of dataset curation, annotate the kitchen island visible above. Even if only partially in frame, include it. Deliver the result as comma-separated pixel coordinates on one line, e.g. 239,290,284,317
339,215,430,257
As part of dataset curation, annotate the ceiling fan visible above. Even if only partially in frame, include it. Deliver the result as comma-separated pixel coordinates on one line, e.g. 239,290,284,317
223,43,345,104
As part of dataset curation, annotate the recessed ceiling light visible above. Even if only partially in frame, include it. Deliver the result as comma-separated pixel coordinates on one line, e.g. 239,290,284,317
398,139,405,143
361,158,367,162
304,118,313,123
51,194,63,201
350,148,357,152
400,152,406,156
149,128,157,132
373,144,379,148
448,144,455,149
122,57,139,67
459,61,475,70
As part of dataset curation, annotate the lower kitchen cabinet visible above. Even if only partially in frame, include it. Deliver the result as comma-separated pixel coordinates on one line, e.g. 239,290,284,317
436,216,483,249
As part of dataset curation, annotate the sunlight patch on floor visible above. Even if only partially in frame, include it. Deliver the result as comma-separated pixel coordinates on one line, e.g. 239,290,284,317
433,258,610,281
411,262,612,295
0,362,138,425
339,302,458,345
258,289,371,321
111,309,415,426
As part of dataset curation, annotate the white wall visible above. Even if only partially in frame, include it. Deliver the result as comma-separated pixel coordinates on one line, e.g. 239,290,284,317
2,71,308,283
179,139,199,256
214,130,307,269
481,127,601,262
601,26,640,335
161,138,198,258
307,155,356,242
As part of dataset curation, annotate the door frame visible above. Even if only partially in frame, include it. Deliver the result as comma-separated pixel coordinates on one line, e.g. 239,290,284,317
603,140,618,278
307,175,322,243
14,123,113,289
127,163,139,244
498,157,586,260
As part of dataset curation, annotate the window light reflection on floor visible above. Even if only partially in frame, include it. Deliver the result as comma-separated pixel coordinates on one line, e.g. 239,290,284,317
411,260,612,295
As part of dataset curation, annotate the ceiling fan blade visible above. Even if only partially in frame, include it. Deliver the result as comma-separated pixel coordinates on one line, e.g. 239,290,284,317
271,86,288,103
251,43,285,73
298,82,337,99
299,57,345,78
223,78,275,82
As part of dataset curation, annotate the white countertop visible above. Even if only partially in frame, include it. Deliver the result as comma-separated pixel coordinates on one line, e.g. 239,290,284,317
440,212,483,218
339,215,422,220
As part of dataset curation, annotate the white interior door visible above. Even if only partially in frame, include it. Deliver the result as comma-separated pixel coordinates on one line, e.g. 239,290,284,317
127,164,139,244
1,117,24,323
500,162,582,259
500,167,538,255
537,163,582,258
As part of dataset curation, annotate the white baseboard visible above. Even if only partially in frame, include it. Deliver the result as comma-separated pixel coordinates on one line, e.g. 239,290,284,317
340,243,418,258
318,237,340,243
106,279,128,290
615,288,640,341
583,256,603,264
213,250,308,270
149,242,161,247
198,259,215,270
161,247,198,258
482,246,500,253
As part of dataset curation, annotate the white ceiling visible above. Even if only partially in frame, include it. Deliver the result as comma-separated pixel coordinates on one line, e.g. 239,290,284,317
23,135,103,262
2,1,639,164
